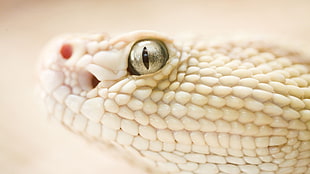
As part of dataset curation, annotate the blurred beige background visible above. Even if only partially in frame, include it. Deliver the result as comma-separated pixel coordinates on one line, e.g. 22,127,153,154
1,0,310,174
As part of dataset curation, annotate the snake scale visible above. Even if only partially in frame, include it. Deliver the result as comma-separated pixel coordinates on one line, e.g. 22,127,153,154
39,31,310,174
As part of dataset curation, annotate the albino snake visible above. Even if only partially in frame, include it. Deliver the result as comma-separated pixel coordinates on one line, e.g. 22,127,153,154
38,31,310,174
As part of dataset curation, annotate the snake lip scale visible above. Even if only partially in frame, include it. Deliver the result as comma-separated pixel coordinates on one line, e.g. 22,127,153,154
39,31,310,174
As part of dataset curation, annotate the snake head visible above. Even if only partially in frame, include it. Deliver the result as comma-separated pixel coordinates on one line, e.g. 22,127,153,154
38,31,181,142
39,31,310,174
39,31,180,91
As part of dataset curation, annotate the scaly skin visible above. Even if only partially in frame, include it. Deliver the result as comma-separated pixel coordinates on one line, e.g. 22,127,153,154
39,31,310,174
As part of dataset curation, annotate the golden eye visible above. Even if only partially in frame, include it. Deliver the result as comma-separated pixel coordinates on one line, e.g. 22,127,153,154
128,39,169,75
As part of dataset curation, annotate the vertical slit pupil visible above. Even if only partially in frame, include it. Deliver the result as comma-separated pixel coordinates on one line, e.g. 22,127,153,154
142,47,149,70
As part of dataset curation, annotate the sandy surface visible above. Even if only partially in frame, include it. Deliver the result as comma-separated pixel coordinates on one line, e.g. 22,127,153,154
1,0,310,174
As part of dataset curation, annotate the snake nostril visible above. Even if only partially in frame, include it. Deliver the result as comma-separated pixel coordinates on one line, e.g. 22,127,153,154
60,44,73,59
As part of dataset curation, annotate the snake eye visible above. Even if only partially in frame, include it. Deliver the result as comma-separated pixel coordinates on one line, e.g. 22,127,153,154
128,39,169,75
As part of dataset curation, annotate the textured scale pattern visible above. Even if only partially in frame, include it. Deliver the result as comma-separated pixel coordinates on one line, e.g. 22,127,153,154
39,31,310,174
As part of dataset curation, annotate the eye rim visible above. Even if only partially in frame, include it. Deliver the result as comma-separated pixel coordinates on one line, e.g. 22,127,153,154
128,39,169,75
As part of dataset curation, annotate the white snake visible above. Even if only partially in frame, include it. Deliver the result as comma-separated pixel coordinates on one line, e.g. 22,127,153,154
39,31,310,174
